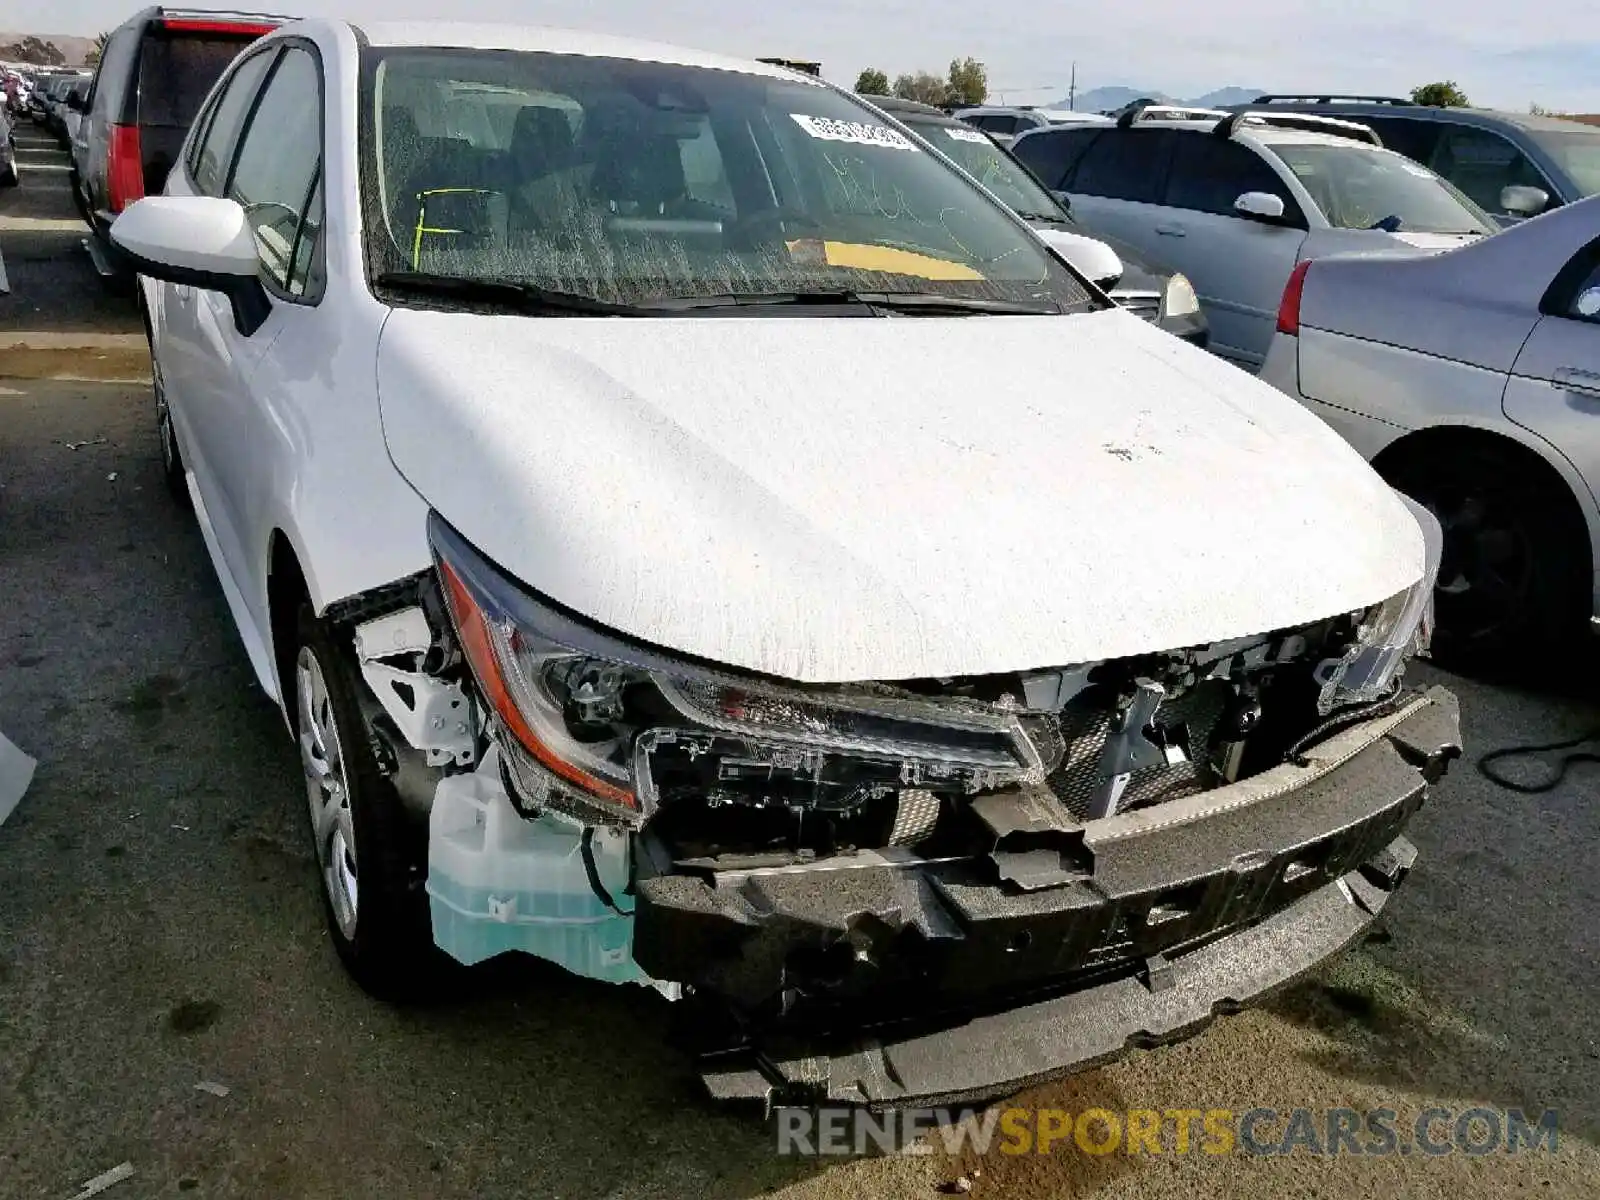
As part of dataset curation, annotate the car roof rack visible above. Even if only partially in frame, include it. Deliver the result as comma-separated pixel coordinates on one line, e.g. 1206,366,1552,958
1116,102,1231,128
1251,93,1414,106
1214,110,1384,146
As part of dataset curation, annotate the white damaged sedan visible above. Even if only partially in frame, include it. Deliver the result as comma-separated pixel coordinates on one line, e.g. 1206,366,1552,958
113,20,1461,1109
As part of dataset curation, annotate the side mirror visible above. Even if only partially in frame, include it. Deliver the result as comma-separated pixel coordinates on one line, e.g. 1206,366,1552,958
1234,191,1286,222
1034,227,1124,290
1500,184,1548,217
1050,190,1073,212
111,196,270,335
65,90,85,112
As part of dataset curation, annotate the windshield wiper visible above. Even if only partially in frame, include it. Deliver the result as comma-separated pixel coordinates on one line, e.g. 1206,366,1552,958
374,271,648,316
655,289,1061,316
859,291,1062,315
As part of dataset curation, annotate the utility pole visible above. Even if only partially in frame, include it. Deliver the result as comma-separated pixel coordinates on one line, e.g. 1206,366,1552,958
1069,62,1077,110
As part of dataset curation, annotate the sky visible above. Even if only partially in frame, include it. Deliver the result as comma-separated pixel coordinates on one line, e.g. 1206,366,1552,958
8,0,1600,113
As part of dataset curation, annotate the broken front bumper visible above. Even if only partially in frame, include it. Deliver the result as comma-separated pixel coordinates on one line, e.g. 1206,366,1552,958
634,686,1462,1110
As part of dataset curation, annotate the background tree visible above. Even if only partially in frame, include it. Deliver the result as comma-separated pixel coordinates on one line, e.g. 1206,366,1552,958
946,57,988,106
854,67,890,95
1410,81,1469,108
0,36,66,65
892,71,949,107
86,31,110,66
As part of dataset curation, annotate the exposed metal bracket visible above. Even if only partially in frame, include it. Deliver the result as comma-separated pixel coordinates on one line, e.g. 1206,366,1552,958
353,607,474,768
359,662,475,767
1088,680,1185,820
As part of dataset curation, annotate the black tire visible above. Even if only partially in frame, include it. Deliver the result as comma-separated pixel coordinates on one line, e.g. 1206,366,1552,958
291,603,448,1000
150,342,191,508
68,169,91,224
1383,445,1590,674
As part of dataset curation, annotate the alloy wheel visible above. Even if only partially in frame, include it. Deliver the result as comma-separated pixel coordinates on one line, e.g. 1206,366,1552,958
1426,490,1534,642
297,647,359,939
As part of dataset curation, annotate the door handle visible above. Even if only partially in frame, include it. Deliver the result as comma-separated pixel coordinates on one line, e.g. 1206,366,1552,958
1553,366,1600,398
1155,224,1186,237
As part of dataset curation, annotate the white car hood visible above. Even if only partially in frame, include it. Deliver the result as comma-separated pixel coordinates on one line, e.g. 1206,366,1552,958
377,306,1423,682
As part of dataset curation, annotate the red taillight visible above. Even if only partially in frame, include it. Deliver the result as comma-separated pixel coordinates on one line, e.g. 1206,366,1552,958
158,18,276,35
107,124,144,213
1277,260,1312,336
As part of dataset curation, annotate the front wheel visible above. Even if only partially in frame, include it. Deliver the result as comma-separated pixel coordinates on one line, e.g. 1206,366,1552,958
1384,447,1589,673
150,346,190,507
293,605,445,999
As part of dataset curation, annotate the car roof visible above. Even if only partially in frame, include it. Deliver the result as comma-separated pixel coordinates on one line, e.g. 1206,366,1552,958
1038,110,1112,124
1238,100,1600,136
1130,117,1377,150
351,20,805,80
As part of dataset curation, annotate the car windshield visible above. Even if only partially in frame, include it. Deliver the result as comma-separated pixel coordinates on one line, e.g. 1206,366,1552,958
1531,130,1600,197
899,117,1069,223
362,48,1092,310
1270,141,1496,234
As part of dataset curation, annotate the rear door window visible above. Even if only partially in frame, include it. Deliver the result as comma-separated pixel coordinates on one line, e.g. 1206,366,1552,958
1011,128,1102,190
1165,136,1302,221
189,49,277,195
1362,117,1441,165
1070,129,1173,203
970,114,1019,136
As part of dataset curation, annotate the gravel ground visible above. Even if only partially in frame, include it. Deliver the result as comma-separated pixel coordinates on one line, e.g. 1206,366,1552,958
2,113,1599,1200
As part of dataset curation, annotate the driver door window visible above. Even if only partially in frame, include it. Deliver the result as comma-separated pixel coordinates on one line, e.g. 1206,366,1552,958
225,47,324,298
1427,126,1548,215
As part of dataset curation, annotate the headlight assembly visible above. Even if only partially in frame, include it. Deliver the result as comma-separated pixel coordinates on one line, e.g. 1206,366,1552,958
427,513,1035,830
1313,495,1441,714
1159,272,1201,320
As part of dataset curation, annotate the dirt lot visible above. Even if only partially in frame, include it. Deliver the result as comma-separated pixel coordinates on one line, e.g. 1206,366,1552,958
2,120,1599,1200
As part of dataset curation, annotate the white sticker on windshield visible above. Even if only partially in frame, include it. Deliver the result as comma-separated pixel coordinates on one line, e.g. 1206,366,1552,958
944,127,991,144
791,113,919,150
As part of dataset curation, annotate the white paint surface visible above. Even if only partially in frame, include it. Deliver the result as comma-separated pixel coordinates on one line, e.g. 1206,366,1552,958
110,197,258,279
378,305,1424,682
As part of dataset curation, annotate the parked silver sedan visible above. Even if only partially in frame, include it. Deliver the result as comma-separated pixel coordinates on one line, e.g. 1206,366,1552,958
1261,195,1600,669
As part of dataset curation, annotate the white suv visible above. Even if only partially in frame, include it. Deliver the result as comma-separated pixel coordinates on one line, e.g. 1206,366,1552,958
953,105,1110,147
1012,106,1498,369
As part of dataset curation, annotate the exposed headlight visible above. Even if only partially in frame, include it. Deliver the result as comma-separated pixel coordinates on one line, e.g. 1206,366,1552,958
428,514,1035,829
1313,496,1441,714
1159,272,1201,320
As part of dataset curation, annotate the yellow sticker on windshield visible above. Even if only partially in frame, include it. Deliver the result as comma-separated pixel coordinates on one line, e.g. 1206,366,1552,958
787,240,985,281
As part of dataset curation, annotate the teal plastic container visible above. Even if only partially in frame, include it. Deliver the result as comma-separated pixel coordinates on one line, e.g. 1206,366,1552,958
425,753,647,985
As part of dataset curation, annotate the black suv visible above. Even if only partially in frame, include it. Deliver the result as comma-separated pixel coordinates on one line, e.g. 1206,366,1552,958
70,7,289,281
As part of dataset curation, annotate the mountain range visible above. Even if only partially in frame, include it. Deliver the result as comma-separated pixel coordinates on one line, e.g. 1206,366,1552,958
1049,85,1266,114
0,32,97,66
